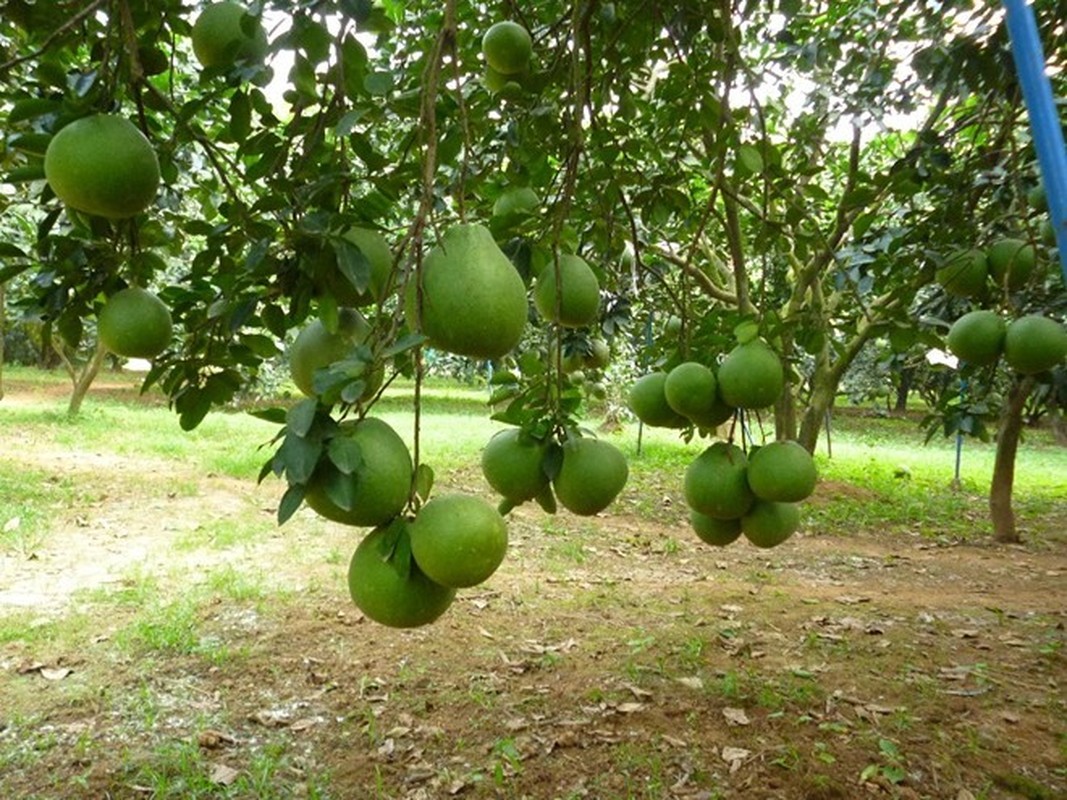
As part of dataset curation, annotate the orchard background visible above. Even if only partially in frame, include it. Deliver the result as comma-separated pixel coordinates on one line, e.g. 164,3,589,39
1,1,1066,798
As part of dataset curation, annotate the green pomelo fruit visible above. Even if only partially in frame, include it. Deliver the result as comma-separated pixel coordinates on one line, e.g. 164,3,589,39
628,372,688,429
689,511,742,547
191,2,267,69
717,341,784,409
946,309,1006,367
304,417,413,528
348,522,455,628
482,21,532,75
97,287,173,359
684,442,754,520
492,187,539,219
405,223,528,359
44,114,160,219
741,500,800,548
665,316,683,335
1003,314,1067,375
746,440,817,503
936,249,988,298
664,362,721,425
987,238,1037,290
534,253,601,328
325,227,394,306
481,428,549,504
585,338,611,369
409,494,508,588
553,438,629,516
289,308,373,398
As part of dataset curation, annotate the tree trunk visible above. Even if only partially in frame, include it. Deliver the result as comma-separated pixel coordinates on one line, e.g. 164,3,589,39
893,366,913,414
989,376,1035,543
67,340,108,416
0,281,5,401
798,367,837,454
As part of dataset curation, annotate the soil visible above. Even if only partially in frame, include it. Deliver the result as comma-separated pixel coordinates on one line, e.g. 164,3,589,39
1,377,1065,800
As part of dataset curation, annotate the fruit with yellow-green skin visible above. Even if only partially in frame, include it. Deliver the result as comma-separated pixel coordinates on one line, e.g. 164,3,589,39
348,522,455,628
405,223,528,359
664,362,733,428
987,237,1037,290
1003,314,1067,375
481,428,549,506
689,511,742,546
717,340,784,409
482,21,532,75
492,187,539,219
685,442,754,520
945,309,1006,367
288,308,379,399
741,500,800,548
97,287,172,358
44,114,160,219
191,2,267,69
533,253,601,328
304,417,413,528
746,440,817,503
409,494,508,588
936,249,988,298
628,372,688,428
553,437,629,516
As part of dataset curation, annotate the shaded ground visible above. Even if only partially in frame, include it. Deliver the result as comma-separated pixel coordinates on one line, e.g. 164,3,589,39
1,376,1065,799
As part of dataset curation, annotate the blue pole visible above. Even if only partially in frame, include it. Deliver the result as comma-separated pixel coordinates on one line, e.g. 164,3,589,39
1002,0,1067,280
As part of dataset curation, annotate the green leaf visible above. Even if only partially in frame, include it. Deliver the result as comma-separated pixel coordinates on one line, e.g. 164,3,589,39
229,91,252,141
364,71,394,96
286,398,318,438
277,483,306,525
736,144,764,176
328,436,363,474
249,407,288,424
334,237,371,295
380,332,426,358
177,388,213,431
414,463,434,502
322,464,356,510
278,429,322,484
241,333,280,358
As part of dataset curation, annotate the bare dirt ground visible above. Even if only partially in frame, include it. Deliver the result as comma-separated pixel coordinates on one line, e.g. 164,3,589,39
1,379,1065,799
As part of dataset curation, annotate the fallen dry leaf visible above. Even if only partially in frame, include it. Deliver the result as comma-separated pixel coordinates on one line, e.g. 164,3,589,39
676,676,704,691
722,707,750,726
209,762,239,786
40,667,72,681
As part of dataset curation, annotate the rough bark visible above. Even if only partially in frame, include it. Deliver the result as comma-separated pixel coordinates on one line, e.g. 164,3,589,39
989,376,1035,543
0,282,5,401
893,367,913,414
64,340,108,416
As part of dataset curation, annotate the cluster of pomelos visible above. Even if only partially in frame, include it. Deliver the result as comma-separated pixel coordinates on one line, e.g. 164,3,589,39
39,2,270,361
628,335,816,549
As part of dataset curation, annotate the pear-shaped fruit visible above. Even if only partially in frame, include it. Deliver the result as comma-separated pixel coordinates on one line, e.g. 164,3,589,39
481,428,549,505
717,340,784,409
553,438,629,516
741,500,800,548
685,442,754,520
304,417,413,528
97,287,172,358
482,21,532,75
348,522,455,628
987,238,1037,290
689,511,742,547
534,254,601,328
664,362,733,428
946,309,1006,367
629,372,688,428
746,441,817,502
191,1,267,69
409,494,508,588
289,308,377,398
406,223,528,359
936,249,988,298
1003,314,1067,375
44,114,160,219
